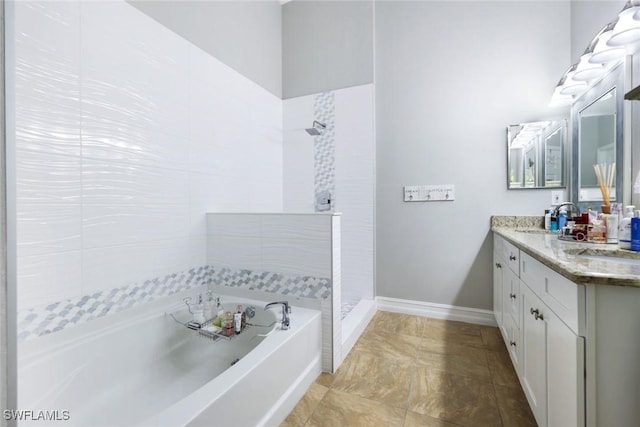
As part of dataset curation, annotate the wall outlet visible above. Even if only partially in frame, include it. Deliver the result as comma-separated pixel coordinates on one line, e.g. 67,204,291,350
551,190,563,205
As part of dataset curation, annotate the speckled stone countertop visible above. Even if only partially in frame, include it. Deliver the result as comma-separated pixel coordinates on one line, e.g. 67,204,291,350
491,215,640,288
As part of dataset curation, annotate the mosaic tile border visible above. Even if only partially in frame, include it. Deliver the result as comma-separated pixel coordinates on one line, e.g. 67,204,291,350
314,91,336,212
17,266,331,342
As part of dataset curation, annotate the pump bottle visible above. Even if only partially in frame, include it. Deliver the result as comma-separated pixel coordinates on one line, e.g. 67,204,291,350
619,205,635,249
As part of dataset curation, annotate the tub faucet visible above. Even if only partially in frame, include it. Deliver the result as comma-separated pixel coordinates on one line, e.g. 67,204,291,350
265,301,291,330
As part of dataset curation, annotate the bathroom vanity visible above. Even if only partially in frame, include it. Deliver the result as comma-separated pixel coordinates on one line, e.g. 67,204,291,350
491,216,640,427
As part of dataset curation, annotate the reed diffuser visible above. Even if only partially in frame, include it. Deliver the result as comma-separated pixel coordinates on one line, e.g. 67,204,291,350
593,162,615,213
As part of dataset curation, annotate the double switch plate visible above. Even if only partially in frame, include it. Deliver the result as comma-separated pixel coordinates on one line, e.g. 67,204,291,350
403,185,455,202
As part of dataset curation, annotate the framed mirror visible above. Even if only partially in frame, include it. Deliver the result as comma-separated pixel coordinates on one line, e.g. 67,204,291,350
507,120,567,189
571,63,623,205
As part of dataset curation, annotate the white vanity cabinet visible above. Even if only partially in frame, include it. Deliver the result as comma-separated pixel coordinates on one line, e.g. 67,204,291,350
519,251,585,427
493,235,585,427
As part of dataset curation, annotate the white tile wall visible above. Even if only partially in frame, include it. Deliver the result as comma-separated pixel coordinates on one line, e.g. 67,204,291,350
206,213,334,278
262,238,331,277
283,94,316,213
81,237,197,295
18,251,83,308
13,0,283,311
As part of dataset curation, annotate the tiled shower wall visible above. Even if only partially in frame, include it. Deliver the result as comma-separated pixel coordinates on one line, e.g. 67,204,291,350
283,84,374,311
11,1,282,313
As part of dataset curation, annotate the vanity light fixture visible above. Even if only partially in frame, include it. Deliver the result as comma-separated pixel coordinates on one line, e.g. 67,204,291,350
606,1,640,53
559,65,588,96
573,38,606,82
589,21,626,65
550,2,640,105
510,122,550,148
550,70,575,107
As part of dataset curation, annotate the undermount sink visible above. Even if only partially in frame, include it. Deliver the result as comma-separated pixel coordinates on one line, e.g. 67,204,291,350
563,248,640,265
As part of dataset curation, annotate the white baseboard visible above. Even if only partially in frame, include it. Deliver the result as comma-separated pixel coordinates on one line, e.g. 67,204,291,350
376,296,497,327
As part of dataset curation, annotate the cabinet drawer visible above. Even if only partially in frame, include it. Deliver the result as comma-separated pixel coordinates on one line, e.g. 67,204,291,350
502,239,520,276
520,251,585,335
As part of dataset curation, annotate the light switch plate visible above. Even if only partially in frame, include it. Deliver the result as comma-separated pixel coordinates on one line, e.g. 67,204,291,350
551,190,563,205
404,185,455,202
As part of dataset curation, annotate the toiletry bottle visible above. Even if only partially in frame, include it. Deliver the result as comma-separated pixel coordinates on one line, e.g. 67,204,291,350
234,305,243,334
223,312,235,337
203,291,213,323
558,207,568,230
212,297,224,327
193,294,206,325
550,212,558,231
631,211,640,251
606,214,619,244
618,205,635,249
544,209,551,230
241,306,247,329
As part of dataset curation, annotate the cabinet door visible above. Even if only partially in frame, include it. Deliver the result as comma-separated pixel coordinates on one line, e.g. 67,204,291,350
504,267,520,328
521,283,547,427
547,309,585,427
493,250,504,328
503,310,521,373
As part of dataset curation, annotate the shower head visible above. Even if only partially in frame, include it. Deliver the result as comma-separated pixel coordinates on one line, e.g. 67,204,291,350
305,120,326,136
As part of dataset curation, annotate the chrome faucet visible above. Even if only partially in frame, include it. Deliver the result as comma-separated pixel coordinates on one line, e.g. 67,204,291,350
554,202,581,218
265,301,291,330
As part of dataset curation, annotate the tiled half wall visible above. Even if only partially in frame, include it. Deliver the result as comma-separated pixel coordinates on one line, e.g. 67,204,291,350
207,212,342,372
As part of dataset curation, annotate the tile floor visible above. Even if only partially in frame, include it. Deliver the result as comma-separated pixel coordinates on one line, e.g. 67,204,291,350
281,311,537,427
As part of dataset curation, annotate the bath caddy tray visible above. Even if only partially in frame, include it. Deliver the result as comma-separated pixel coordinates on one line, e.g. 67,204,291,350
168,312,252,342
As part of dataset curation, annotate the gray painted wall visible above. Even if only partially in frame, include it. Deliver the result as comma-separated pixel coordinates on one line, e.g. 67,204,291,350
570,0,625,64
375,1,571,310
282,0,373,99
128,0,282,98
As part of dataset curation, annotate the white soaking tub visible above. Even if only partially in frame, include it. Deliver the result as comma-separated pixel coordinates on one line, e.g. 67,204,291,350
17,292,322,427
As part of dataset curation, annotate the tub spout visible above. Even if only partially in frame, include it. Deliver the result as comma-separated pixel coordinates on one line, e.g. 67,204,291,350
265,301,291,330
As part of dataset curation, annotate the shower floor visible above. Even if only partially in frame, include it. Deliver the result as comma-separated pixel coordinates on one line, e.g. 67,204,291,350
341,298,361,320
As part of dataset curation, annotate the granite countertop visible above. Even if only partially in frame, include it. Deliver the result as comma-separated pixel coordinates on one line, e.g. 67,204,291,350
491,216,640,288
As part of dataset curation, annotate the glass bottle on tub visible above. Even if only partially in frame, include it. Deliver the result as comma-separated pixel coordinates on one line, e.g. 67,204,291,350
223,312,235,337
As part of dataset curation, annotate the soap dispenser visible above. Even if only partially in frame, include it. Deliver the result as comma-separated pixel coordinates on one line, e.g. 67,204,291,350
558,207,568,230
